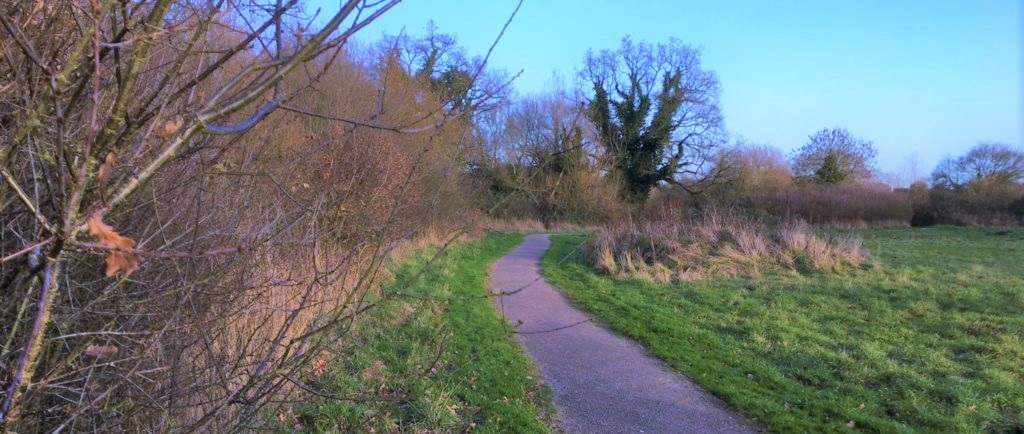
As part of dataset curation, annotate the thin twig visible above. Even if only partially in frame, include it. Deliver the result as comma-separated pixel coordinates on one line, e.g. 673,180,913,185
513,319,592,335
70,241,245,258
1,168,55,233
0,237,55,264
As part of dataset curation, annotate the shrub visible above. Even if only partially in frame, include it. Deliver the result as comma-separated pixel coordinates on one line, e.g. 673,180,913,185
1012,196,1024,224
742,183,911,227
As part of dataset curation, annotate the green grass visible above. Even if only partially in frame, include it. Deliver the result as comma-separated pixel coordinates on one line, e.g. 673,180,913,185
542,227,1024,433
297,232,552,433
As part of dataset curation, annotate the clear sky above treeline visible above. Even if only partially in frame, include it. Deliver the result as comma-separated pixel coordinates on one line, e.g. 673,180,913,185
309,0,1022,184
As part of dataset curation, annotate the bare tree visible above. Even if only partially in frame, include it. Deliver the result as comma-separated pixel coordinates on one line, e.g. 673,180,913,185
931,142,1024,188
898,152,924,188
791,127,877,184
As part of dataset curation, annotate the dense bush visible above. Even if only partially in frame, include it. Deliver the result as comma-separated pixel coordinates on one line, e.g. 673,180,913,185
0,4,487,430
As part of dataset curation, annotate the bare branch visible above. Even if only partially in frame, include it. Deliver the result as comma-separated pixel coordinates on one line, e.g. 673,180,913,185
1,168,55,233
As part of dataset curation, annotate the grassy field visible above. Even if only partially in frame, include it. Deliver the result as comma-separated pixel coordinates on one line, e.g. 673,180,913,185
542,227,1024,433
296,232,552,433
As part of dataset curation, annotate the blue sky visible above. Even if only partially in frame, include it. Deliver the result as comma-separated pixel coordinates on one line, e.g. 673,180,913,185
311,0,1022,182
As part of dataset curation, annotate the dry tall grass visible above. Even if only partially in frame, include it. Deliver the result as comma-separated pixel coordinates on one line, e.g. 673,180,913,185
590,209,867,283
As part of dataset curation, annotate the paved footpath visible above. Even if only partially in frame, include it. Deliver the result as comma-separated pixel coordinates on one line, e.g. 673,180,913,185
489,234,760,434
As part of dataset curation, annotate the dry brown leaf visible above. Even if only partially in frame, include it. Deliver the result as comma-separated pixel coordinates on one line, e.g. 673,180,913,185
312,358,328,377
87,213,140,277
158,117,183,138
98,152,115,195
84,344,118,358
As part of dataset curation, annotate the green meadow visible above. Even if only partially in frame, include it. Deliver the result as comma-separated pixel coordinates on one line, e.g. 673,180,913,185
542,227,1024,433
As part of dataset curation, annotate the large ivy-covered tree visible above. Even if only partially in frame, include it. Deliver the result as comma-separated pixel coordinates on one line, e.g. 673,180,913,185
582,37,725,202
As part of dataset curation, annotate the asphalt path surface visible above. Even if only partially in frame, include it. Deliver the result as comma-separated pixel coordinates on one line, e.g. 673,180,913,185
490,234,759,434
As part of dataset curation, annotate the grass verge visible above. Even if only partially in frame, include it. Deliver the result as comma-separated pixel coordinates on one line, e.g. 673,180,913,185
542,227,1024,433
296,232,553,433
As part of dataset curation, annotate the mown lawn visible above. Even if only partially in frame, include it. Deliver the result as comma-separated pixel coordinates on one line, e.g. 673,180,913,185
296,232,552,433
542,227,1024,433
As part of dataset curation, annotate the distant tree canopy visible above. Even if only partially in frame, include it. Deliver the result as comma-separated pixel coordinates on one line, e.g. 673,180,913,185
582,37,725,203
504,95,590,175
791,127,877,184
468,88,619,223
388,21,509,118
931,142,1024,188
